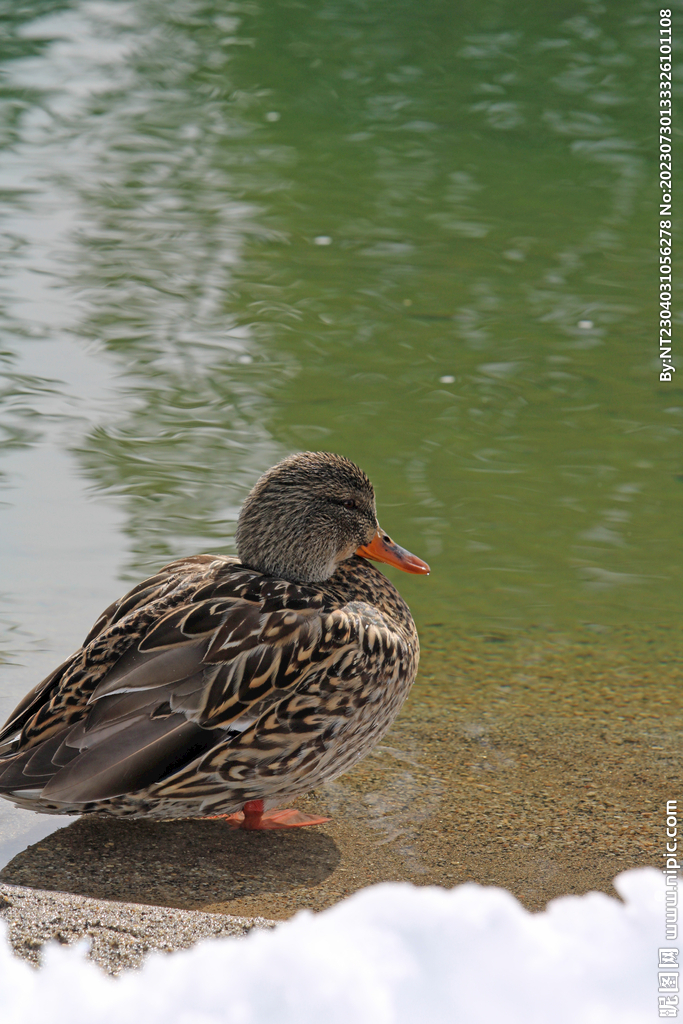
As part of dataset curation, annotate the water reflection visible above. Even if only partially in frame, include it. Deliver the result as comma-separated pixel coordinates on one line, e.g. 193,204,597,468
2,2,292,582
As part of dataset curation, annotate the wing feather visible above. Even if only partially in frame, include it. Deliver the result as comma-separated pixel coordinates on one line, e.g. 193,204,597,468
91,642,208,699
41,715,217,802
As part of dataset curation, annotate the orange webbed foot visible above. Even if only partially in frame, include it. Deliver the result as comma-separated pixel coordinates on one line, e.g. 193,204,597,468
207,800,331,829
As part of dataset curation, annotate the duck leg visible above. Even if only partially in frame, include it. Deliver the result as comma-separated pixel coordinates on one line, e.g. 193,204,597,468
210,799,331,829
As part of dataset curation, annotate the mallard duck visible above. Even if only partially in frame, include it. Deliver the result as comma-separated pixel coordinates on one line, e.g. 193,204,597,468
0,452,429,829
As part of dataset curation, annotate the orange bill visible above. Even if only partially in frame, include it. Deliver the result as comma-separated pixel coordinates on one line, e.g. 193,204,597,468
356,529,430,575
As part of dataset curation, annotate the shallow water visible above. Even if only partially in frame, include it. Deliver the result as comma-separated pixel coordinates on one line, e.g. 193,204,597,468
0,0,680,894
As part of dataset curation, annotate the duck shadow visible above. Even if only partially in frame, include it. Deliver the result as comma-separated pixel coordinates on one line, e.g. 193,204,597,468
0,815,340,911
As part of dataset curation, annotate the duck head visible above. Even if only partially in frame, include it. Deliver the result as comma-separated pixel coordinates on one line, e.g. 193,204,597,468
235,451,430,584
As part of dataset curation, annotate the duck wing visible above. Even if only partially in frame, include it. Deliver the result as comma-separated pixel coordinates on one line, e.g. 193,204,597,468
0,555,219,750
0,558,398,808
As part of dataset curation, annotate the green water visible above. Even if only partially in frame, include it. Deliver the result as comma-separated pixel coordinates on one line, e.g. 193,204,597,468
0,0,680,865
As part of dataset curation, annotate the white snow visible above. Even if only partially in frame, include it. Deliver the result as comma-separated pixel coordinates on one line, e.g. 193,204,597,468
0,868,672,1024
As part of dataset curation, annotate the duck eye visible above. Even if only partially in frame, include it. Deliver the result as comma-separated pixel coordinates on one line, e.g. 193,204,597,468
342,499,357,511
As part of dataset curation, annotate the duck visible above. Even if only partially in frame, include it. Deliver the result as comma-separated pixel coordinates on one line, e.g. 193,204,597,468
0,452,429,829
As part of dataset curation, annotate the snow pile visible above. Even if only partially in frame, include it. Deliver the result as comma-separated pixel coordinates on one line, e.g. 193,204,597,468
0,868,669,1024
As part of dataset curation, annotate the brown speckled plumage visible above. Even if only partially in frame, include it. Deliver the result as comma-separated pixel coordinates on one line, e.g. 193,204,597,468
0,452,424,820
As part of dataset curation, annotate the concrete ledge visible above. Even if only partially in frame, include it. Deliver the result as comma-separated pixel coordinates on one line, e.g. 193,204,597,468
0,882,276,975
